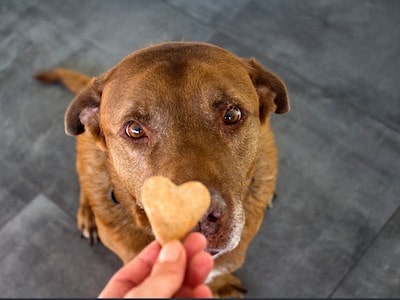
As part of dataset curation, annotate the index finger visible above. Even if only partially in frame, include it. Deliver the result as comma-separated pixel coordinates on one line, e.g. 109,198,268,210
183,232,207,260
99,240,161,298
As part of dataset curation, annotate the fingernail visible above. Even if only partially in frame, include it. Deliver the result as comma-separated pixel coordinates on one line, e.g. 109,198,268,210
159,240,182,262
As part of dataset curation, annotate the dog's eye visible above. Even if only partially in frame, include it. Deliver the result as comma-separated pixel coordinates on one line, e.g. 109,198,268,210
223,106,242,125
125,121,145,139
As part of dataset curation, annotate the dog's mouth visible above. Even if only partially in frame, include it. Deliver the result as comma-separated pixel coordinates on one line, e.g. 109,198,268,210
191,190,245,259
192,222,222,257
205,248,220,257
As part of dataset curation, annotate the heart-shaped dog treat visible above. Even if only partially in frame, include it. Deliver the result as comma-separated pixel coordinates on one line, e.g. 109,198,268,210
141,176,211,245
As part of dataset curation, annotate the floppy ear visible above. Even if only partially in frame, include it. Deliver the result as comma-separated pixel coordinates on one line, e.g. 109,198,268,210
243,59,290,122
64,77,106,149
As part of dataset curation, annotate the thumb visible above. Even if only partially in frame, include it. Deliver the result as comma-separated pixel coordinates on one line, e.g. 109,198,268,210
124,240,187,298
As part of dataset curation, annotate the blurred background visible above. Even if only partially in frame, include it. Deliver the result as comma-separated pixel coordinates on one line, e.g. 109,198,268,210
0,0,399,297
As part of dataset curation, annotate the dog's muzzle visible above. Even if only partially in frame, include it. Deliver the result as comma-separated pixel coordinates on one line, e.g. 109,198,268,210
193,190,243,258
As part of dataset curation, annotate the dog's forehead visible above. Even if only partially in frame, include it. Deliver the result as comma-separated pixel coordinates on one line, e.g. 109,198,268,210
100,43,259,130
104,42,256,103
121,42,243,70
108,42,249,83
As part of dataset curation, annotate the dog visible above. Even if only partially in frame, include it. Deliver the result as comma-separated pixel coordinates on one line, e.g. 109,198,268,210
36,42,289,297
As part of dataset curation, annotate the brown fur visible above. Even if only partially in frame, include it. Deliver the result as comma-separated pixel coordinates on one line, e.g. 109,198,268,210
36,42,289,297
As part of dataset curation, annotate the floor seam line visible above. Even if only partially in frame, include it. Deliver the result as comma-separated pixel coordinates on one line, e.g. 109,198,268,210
327,204,400,297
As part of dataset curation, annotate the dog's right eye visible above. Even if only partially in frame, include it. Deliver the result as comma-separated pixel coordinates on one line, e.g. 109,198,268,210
125,121,145,139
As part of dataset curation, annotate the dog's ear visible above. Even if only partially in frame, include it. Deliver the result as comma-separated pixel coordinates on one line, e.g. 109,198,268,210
242,59,289,122
64,77,106,149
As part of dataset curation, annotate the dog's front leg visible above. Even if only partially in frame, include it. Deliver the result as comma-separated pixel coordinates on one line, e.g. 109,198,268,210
77,192,99,245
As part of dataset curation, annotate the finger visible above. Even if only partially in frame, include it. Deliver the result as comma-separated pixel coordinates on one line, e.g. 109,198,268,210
183,233,212,287
183,232,207,261
174,284,213,298
182,232,208,286
98,240,161,298
185,250,214,287
125,240,187,298
174,285,193,298
174,284,212,299
193,284,213,298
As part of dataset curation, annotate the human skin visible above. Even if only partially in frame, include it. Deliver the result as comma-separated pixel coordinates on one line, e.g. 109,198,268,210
99,232,214,298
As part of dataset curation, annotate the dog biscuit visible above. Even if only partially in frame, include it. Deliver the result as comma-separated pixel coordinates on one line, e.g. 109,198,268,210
141,176,211,245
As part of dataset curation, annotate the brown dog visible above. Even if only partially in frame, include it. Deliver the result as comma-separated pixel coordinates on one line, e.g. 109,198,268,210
36,42,289,297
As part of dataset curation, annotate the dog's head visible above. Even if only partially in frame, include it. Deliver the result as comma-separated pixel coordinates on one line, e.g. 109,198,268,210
65,42,289,257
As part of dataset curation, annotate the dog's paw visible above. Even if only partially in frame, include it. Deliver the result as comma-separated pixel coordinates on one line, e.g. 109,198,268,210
77,204,100,245
209,273,247,298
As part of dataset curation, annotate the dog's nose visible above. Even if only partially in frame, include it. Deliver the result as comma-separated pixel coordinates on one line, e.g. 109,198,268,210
207,209,222,222
194,191,226,236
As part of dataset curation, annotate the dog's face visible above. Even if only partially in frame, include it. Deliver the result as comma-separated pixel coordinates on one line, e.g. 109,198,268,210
65,42,288,257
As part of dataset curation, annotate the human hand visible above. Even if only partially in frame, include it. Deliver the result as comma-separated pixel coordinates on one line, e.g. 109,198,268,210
99,232,214,298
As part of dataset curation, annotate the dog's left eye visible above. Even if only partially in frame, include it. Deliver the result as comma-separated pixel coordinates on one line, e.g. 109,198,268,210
125,121,145,139
223,106,242,125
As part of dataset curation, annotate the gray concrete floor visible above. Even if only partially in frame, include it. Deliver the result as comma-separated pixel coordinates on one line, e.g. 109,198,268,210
1,0,400,297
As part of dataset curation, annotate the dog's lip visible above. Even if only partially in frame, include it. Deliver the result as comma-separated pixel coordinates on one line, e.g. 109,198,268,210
205,248,220,257
192,226,221,257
